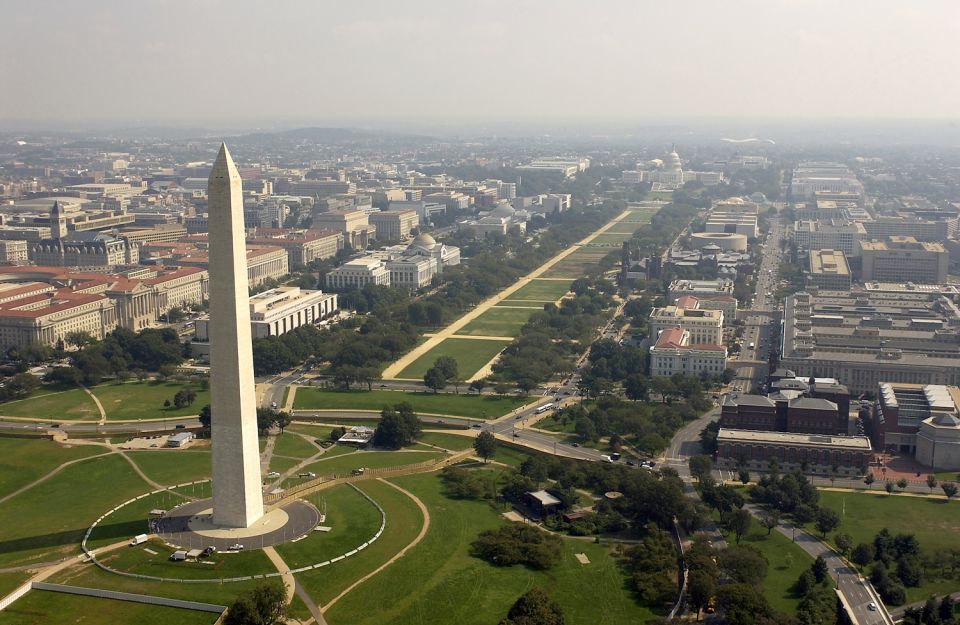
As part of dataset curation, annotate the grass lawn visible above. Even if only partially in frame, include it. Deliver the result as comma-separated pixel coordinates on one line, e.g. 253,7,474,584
93,381,210,421
269,455,303,475
396,338,512,380
289,450,444,486
125,449,211,486
294,388,528,419
273,432,320,459
324,471,659,625
457,307,539,338
543,249,611,278
1,590,220,625
502,279,572,303
276,485,382,569
817,490,960,602
587,232,634,246
0,572,29,597
86,491,181,551
98,537,275,580
418,431,476,451
295,480,424,605
0,438,106,499
0,454,149,568
737,524,813,613
489,442,551,468
0,386,100,420
286,423,336,440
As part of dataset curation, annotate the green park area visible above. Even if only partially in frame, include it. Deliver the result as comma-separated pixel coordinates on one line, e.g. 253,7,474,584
0,438,105,499
324,471,658,625
456,306,540,338
288,449,445,486
395,337,512,381
293,387,529,418
92,381,209,421
587,232,635,246
502,279,572,303
818,490,960,601
125,449,211,486
0,385,100,420
1,590,219,625
543,248,611,278
0,380,208,422
418,431,476,451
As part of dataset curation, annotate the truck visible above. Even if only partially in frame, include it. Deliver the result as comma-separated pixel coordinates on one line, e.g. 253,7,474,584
129,534,148,546
169,550,188,561
600,455,613,463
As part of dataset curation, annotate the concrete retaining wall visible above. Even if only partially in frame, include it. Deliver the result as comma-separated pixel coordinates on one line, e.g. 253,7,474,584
32,582,226,613
0,582,31,611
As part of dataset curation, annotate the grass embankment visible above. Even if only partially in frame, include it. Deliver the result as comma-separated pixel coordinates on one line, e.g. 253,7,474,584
293,388,528,419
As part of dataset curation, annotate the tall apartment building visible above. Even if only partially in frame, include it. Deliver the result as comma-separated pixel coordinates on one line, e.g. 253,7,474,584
860,236,948,284
368,210,419,241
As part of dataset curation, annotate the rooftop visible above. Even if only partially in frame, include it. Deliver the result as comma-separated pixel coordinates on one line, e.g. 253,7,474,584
718,428,872,451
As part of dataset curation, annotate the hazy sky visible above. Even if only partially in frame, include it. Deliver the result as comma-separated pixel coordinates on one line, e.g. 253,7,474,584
3,0,959,128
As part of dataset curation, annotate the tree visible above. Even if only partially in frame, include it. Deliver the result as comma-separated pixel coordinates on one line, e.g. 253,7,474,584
434,356,460,393
499,587,565,625
727,508,752,544
851,543,876,570
942,482,958,500
373,403,422,449
687,569,716,621
926,475,938,492
896,478,908,492
329,426,346,442
834,533,853,557
814,507,841,538
423,366,447,393
885,480,895,495
224,581,287,625
865,473,876,489
688,455,713,483
718,544,769,585
469,378,488,395
198,404,211,429
812,555,829,584
716,583,774,625
474,431,497,463
760,510,780,536
738,468,750,485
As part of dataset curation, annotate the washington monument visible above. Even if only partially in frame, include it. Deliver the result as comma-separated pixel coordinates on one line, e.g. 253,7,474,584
208,143,264,528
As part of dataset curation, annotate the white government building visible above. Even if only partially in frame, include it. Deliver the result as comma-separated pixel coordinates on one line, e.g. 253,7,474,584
195,286,338,340
326,233,460,290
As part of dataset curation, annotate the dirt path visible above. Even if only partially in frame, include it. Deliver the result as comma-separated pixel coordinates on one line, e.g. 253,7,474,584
80,384,107,426
381,209,632,380
117,452,170,492
261,435,278,475
0,448,115,506
284,385,298,411
320,479,431,614
262,546,297,604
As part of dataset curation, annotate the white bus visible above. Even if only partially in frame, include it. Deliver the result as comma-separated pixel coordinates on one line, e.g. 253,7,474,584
534,403,554,414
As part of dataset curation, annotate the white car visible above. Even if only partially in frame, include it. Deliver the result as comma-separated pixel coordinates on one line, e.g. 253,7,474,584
230,543,244,551
867,602,877,611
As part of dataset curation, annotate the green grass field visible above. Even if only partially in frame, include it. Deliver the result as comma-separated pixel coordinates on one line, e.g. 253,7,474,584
272,432,320,459
0,454,150,568
99,538,276,580
125,450,211,486
1,590,220,625
502,279,572,303
276,485,382,569
817,491,960,602
294,388,527,419
295,480,424,606
735,523,813,613
290,450,444,486
0,386,100,420
587,232,634,246
0,572,29,598
418,431,476,451
0,438,106,499
456,307,540,338
324,471,659,625
93,381,210,421
543,248,611,278
396,338,512,381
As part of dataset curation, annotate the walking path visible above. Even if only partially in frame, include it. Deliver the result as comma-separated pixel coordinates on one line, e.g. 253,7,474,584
320,479,431,613
80,384,107,426
260,435,278,475
117,452,168,492
381,208,632,380
0,449,115,506
262,546,297,604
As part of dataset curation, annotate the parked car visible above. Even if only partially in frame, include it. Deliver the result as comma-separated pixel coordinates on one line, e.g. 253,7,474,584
229,543,244,551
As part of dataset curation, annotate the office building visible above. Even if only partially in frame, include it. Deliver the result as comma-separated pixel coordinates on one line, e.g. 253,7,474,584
196,286,337,340
807,249,851,290
325,257,390,289
649,327,727,377
368,210,419,241
311,210,376,249
791,219,866,257
862,217,953,242
0,240,28,264
790,162,865,200
667,279,738,322
716,429,872,474
875,383,960,472
649,302,723,345
245,228,343,267
860,236,948,284
781,290,960,394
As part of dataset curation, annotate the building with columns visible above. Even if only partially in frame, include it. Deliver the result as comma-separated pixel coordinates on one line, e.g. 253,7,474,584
195,286,337,340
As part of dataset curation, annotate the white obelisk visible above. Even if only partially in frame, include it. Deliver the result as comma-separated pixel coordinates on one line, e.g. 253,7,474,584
208,143,264,528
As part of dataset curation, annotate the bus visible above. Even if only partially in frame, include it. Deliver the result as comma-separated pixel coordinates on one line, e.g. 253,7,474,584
534,403,554,414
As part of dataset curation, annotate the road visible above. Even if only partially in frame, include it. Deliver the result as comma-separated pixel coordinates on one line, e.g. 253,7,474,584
729,216,783,395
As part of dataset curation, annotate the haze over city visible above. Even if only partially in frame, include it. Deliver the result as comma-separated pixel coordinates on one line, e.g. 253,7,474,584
3,0,959,130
